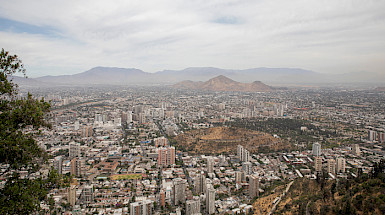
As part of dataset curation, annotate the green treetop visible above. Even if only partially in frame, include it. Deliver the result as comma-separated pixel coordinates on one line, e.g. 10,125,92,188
0,48,59,214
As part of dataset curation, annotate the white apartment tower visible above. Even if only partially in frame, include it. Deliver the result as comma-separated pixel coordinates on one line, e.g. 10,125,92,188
207,157,214,174
206,184,216,214
237,145,250,162
312,142,321,156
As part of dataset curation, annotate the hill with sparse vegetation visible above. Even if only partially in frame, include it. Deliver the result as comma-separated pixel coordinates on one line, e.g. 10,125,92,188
173,127,290,155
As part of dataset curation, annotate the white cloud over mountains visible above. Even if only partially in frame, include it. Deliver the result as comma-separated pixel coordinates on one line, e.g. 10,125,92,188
0,0,384,77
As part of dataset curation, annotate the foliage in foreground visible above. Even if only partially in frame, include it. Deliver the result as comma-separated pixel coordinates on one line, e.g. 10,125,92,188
0,48,60,214
276,160,385,215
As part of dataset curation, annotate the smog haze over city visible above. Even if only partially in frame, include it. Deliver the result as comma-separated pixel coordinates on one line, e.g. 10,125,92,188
1,1,385,215
1,0,385,78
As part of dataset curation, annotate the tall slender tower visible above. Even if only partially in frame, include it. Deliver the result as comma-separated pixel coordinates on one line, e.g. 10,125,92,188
206,184,216,214
249,175,259,198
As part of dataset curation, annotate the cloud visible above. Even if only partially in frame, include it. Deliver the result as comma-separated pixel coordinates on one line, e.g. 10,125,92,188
212,16,243,25
0,0,385,77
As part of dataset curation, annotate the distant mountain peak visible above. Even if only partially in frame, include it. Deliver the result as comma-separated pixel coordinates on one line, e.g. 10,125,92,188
28,66,384,87
207,75,236,84
173,75,273,92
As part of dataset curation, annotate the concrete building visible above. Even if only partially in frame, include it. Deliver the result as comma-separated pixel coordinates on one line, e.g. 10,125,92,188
207,157,214,174
157,146,175,167
70,158,85,177
69,142,80,159
336,157,346,173
315,156,322,173
54,156,63,175
130,199,153,215
249,175,259,199
81,185,94,205
160,189,166,208
312,142,321,156
194,173,206,194
68,185,77,207
353,144,361,156
327,159,336,174
81,125,93,137
173,178,186,205
206,184,216,214
154,136,168,147
242,162,253,175
237,145,249,162
186,197,200,215
235,171,246,184
368,130,377,142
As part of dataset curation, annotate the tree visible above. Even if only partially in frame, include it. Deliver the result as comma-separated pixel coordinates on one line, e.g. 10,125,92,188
0,48,58,214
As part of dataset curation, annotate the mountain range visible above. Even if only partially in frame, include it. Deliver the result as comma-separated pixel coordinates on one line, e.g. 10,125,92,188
10,66,385,87
173,75,273,92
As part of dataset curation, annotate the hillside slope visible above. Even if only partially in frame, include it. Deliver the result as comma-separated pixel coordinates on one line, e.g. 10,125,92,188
173,127,289,155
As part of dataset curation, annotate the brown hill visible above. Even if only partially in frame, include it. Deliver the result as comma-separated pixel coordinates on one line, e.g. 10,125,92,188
173,127,289,155
173,75,273,92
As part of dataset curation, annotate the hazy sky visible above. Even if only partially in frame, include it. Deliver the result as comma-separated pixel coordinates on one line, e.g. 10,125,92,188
1,0,384,77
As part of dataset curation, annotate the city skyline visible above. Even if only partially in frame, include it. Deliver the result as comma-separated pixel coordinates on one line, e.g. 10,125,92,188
1,0,385,77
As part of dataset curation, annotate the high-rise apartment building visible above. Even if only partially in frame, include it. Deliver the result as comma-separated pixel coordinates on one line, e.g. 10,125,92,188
157,146,175,167
54,156,62,175
237,145,249,162
186,197,200,215
327,159,336,174
194,172,206,194
70,158,85,177
69,142,81,159
242,162,253,175
173,178,186,205
81,125,93,137
206,184,216,214
249,175,259,198
336,157,346,173
315,156,323,173
235,171,246,184
130,200,153,215
68,185,77,207
312,142,321,156
207,157,214,174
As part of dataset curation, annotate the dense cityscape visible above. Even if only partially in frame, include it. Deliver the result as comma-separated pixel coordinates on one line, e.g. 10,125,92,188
1,1,385,214
7,85,383,214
